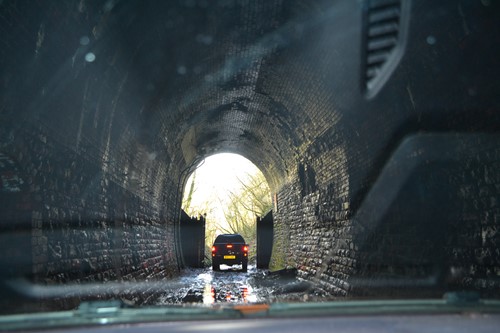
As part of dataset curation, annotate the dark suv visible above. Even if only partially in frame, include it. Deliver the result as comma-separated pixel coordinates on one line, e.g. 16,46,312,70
211,234,249,272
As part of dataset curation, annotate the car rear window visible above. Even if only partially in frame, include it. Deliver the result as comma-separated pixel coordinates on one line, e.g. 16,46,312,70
214,234,245,244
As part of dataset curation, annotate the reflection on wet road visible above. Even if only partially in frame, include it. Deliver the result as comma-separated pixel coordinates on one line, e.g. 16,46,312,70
155,265,327,306
157,265,261,305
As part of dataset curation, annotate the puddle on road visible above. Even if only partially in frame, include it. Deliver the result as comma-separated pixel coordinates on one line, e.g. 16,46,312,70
202,283,257,304
155,266,329,306
157,265,261,305
198,265,259,304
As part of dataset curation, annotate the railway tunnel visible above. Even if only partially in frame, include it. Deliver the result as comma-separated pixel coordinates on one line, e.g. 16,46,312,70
1,0,500,302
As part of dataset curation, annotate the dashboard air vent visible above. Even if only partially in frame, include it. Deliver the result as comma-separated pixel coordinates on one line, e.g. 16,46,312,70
364,0,403,92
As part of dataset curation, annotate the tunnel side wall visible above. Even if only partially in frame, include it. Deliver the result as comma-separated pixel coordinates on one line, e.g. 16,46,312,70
272,137,500,297
0,1,182,296
1,112,181,286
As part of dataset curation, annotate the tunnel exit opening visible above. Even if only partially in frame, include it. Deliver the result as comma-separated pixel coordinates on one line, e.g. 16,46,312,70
180,153,273,270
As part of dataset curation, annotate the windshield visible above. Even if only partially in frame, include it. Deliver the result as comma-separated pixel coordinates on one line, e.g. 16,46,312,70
1,0,500,331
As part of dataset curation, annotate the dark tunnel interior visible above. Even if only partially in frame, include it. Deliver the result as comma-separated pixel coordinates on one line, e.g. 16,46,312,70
0,0,500,312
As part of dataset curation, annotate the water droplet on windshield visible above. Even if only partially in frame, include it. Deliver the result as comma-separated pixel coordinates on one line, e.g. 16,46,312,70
80,36,90,46
85,52,96,62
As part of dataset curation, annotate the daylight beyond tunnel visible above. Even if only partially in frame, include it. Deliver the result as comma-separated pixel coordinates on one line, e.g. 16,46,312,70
180,154,272,270
0,0,499,309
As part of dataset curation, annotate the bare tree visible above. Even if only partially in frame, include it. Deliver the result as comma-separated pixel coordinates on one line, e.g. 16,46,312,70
182,170,197,215
181,167,272,264
220,172,272,262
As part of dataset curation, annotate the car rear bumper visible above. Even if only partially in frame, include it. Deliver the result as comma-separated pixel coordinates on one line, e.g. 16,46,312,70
213,255,247,265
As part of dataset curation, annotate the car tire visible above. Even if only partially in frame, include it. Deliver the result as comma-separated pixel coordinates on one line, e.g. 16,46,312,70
242,262,247,272
212,261,220,272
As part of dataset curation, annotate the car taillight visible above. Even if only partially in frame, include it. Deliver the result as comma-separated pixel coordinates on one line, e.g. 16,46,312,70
243,245,248,252
226,244,233,249
212,246,216,252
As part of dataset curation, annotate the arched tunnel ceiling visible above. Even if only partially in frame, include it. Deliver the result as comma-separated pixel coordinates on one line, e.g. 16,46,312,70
89,0,351,191
3,0,498,197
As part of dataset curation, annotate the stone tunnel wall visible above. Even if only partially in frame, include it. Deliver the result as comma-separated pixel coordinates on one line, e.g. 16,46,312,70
270,145,352,296
0,0,183,292
1,119,180,286
271,135,500,298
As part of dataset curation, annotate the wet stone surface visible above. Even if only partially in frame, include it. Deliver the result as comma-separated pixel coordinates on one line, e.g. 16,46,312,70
154,266,332,306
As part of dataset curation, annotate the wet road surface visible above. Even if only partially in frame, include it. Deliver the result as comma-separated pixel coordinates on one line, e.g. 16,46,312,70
154,265,330,306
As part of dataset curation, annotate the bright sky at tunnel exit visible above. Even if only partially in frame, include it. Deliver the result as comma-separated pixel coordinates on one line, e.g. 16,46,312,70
181,153,268,237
